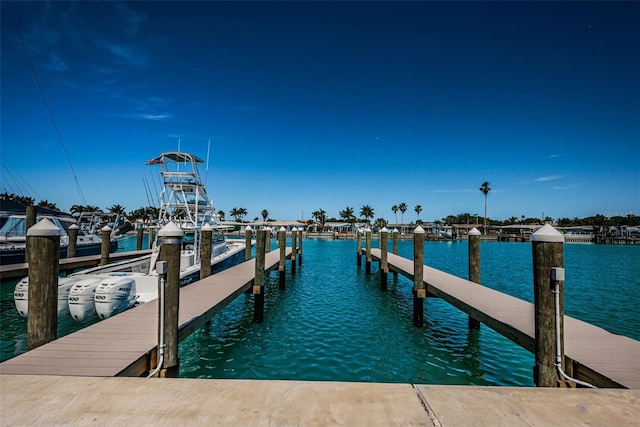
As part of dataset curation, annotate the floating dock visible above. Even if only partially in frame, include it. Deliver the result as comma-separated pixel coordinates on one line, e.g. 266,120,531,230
370,248,640,389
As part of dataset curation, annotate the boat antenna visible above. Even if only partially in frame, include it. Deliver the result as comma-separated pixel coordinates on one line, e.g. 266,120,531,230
6,2,87,205
142,176,153,207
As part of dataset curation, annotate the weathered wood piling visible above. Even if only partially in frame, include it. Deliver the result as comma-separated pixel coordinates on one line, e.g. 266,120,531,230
278,227,286,289
290,228,297,274
297,227,303,266
413,226,425,327
200,224,213,279
392,228,399,277
356,229,362,266
136,224,144,251
245,226,252,261
531,224,565,387
468,227,481,330
26,219,61,350
365,228,372,275
99,226,111,266
25,205,36,261
380,227,389,291
254,229,266,323
157,222,183,378
67,224,79,258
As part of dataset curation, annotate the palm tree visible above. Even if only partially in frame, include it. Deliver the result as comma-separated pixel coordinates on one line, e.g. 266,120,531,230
217,210,226,220
108,204,127,216
312,209,326,232
238,208,248,222
230,207,239,221
398,203,407,226
360,205,374,225
261,209,269,222
339,207,355,223
415,205,422,222
391,205,398,225
479,181,491,234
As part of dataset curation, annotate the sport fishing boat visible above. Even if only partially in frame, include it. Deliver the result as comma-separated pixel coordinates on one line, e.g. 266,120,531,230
14,152,246,321
0,205,119,265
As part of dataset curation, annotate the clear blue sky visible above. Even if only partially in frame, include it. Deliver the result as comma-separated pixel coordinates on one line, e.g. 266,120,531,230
2,1,638,222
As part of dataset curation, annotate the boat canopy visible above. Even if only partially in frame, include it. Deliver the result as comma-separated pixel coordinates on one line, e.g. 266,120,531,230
146,152,204,165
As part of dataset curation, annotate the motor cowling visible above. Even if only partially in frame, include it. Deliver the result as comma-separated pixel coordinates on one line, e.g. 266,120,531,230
68,277,103,322
94,277,138,319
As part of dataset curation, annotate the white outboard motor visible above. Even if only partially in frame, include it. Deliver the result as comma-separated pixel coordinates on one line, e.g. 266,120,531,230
68,277,103,322
14,276,82,318
94,277,138,319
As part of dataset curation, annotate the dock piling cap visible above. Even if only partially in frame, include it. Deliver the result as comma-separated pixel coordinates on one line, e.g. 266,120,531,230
380,227,388,233
530,223,564,243
26,218,64,237
414,225,425,234
245,225,252,231
202,223,213,231
279,226,286,232
468,227,481,236
158,221,184,238
101,225,112,232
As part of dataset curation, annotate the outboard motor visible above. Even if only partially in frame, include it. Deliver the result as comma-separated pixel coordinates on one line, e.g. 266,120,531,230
14,276,82,318
68,277,103,322
94,277,137,319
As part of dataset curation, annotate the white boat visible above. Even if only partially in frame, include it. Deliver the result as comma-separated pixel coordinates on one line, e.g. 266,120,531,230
14,151,246,321
0,207,119,265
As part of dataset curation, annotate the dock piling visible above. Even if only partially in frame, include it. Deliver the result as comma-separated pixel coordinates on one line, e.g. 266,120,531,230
365,228,372,275
531,224,565,387
67,224,79,258
254,229,266,323
413,226,425,327
468,227,481,330
290,228,297,274
136,223,144,251
245,226,252,261
380,227,389,291
200,224,213,279
26,219,61,350
25,205,36,262
278,227,286,289
157,222,183,378
298,227,303,265
148,226,156,250
356,228,362,266
99,226,112,266
392,228,399,277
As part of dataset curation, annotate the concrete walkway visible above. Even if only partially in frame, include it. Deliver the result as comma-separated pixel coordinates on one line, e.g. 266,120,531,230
1,375,638,426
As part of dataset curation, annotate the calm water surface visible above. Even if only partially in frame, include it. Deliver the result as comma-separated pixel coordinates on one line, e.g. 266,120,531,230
2,236,638,386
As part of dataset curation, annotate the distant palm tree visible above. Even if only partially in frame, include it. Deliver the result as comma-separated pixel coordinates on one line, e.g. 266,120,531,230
374,217,388,229
398,203,407,225
415,205,422,221
238,208,247,222
312,209,326,232
109,204,126,215
339,207,355,223
261,209,269,222
391,205,398,225
360,205,374,225
479,181,491,234
217,210,226,220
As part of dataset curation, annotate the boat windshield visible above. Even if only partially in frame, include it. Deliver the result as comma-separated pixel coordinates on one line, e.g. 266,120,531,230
0,217,26,238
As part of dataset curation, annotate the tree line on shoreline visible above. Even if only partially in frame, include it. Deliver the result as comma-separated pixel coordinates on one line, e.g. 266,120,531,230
3,192,638,231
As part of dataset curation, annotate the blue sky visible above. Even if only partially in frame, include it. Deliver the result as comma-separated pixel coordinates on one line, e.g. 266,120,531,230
2,1,638,222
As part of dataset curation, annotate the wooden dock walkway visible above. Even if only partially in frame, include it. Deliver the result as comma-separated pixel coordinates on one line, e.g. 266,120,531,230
0,248,291,377
371,248,640,389
0,249,154,281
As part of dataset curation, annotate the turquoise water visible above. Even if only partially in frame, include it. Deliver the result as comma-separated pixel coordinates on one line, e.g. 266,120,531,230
2,237,638,386
178,239,639,385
